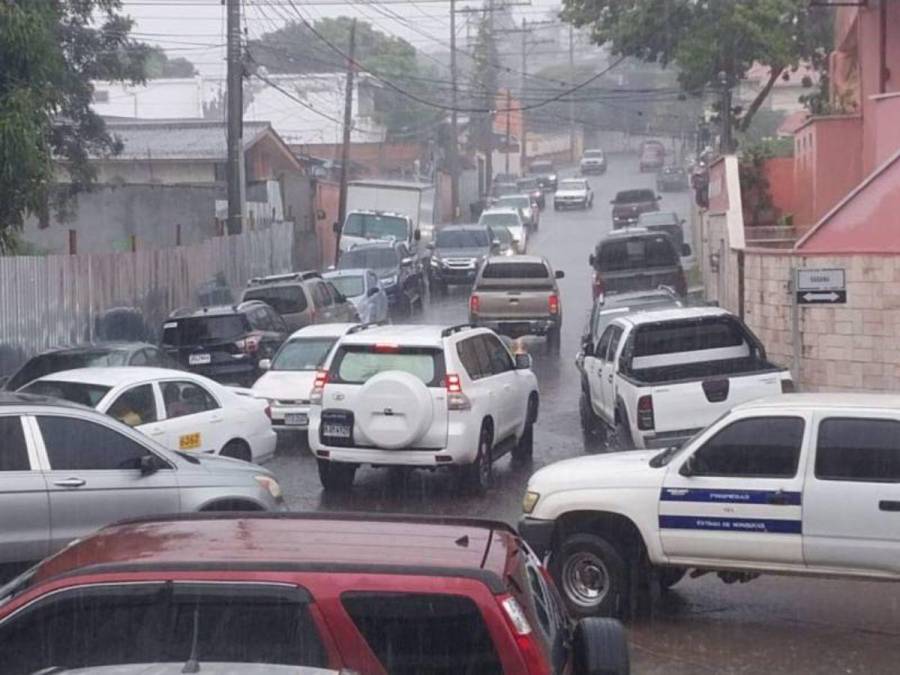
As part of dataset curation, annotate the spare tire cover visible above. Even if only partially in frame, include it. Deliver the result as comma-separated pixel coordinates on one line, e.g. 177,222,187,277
356,371,433,449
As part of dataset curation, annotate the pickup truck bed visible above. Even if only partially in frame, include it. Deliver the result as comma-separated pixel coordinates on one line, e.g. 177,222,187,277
623,356,784,385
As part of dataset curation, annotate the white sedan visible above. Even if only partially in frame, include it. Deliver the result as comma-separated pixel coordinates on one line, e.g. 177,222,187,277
20,367,276,463
251,323,359,437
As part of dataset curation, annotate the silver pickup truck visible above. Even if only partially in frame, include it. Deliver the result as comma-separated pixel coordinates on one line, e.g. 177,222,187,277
469,255,565,351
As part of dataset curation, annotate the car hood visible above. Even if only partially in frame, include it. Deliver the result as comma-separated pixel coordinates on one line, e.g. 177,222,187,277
433,246,489,259
252,370,316,401
185,451,270,475
528,450,661,493
556,189,587,198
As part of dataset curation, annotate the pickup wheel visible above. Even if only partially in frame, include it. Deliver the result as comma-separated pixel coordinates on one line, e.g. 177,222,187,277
579,390,606,451
512,396,537,463
546,326,561,353
317,459,356,492
552,533,628,619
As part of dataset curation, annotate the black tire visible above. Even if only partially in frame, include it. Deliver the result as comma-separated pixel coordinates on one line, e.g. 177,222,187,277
572,617,630,675
546,325,561,353
512,398,536,463
220,440,251,462
609,408,634,451
317,459,356,491
580,390,606,452
659,567,687,591
551,533,629,619
462,425,493,495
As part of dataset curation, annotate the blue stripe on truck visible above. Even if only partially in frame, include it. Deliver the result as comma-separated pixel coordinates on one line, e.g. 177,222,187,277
660,488,801,506
659,515,801,534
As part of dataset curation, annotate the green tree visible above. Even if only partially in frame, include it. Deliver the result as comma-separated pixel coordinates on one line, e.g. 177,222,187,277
143,46,197,79
246,18,442,137
561,0,832,135
0,1,147,251
468,15,499,181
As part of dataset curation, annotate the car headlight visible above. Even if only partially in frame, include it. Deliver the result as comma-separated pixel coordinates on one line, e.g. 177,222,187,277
549,174,557,181
522,491,540,514
255,475,283,501
504,248,515,256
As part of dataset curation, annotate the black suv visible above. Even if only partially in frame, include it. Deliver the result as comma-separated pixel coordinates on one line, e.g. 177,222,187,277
588,229,687,299
528,160,558,191
161,301,289,386
338,240,425,315
428,225,496,293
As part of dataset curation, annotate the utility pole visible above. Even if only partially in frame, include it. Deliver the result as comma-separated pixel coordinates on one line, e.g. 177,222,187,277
568,25,576,163
449,0,460,221
335,18,357,264
484,0,495,193
718,70,733,154
225,0,244,235
504,88,512,174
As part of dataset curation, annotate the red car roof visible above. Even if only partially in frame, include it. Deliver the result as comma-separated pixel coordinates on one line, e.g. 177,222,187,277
33,513,519,591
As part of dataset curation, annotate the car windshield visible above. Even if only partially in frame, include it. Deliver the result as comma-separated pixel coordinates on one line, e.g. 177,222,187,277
479,212,520,227
339,247,399,269
161,315,246,345
615,189,656,203
584,150,604,158
638,212,679,225
326,275,365,298
332,345,443,386
272,338,337,371
6,350,127,391
495,196,530,210
559,180,587,190
435,229,490,248
20,380,112,407
596,236,679,271
342,213,407,239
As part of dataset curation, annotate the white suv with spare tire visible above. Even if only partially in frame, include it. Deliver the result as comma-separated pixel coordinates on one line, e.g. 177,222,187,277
308,323,539,493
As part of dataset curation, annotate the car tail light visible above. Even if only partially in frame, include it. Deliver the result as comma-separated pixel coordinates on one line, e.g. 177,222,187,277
470,294,480,315
445,373,471,411
235,333,261,355
592,273,605,299
374,343,400,353
637,395,655,431
781,379,795,393
496,595,551,675
548,294,559,315
310,370,328,405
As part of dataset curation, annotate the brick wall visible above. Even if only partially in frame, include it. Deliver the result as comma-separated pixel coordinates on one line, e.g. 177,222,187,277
742,250,900,392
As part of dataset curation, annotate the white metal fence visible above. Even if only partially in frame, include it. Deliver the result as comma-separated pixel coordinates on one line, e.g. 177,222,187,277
0,222,294,375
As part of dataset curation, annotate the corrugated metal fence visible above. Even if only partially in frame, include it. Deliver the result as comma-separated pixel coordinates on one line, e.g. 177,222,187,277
0,222,294,375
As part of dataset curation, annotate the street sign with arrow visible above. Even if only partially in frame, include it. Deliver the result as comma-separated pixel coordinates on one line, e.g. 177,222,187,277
795,268,847,305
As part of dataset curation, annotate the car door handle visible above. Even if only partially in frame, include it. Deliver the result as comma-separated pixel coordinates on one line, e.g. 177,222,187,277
54,477,86,488
766,491,789,506
147,427,165,437
879,500,900,512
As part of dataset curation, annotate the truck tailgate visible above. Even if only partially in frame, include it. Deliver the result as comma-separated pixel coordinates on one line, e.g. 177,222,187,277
476,288,553,319
650,371,787,435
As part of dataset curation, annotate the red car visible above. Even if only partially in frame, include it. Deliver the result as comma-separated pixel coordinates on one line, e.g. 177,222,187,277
638,140,665,173
0,513,629,675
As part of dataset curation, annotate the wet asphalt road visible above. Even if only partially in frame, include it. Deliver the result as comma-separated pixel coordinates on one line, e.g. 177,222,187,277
268,154,900,673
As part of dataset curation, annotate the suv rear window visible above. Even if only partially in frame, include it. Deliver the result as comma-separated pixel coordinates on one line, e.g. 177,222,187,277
242,285,308,314
342,592,502,675
614,189,656,203
162,315,248,345
595,236,678,271
482,262,549,279
330,345,445,387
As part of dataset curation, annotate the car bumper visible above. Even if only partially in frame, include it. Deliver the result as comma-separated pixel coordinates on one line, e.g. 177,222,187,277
430,267,477,284
518,517,555,558
473,318,558,337
581,164,606,174
555,199,587,209
269,404,312,432
249,428,278,462
612,215,640,228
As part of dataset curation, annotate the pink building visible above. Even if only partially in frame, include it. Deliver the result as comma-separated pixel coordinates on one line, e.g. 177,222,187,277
792,0,900,249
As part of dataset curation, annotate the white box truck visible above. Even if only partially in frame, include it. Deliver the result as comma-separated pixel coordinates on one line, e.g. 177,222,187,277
338,180,436,255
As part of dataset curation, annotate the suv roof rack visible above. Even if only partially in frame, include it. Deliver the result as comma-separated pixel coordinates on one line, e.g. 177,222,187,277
441,324,477,338
347,321,386,335
247,271,320,286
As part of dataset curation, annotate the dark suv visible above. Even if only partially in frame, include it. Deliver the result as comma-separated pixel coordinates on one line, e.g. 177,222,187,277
589,229,687,298
0,513,629,675
428,225,495,292
528,160,558,191
339,240,425,315
610,188,661,229
160,301,288,385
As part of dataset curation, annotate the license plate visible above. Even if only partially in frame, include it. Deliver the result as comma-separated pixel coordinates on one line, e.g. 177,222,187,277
189,353,211,365
179,433,201,450
285,413,308,426
323,423,351,438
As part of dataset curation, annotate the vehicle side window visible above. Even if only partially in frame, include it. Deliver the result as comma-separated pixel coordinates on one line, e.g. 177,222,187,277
691,417,805,478
607,326,624,361
37,416,152,471
0,416,30,471
107,384,158,427
816,418,900,483
481,334,514,375
595,326,614,361
312,283,331,309
129,350,148,366
161,381,219,419
456,337,485,381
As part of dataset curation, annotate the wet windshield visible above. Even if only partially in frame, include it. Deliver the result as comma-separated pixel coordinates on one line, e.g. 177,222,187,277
272,338,337,371
342,213,407,239
20,380,111,407
479,212,520,227
436,229,490,248
326,275,365,298
338,248,398,269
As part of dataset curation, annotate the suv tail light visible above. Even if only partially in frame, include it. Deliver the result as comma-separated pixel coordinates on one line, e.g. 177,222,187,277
781,379,795,393
470,294,480,315
235,333,261,355
592,272,605,299
445,373,471,411
496,595,551,675
310,370,328,405
637,395,655,431
548,294,559,315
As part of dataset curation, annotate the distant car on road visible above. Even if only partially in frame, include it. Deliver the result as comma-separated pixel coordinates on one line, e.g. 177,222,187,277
2,342,176,392
0,392,283,571
554,178,594,210
636,210,688,250
428,224,495,293
657,165,690,191
516,176,546,209
486,223,517,256
589,228,688,298
639,139,666,173
161,301,289,387
610,188,661,229
494,193,539,229
479,208,528,253
241,271,358,331
580,148,607,174
338,240,425,316
21,367,276,462
527,160,558,191
252,323,359,441
0,512,630,675
322,269,388,324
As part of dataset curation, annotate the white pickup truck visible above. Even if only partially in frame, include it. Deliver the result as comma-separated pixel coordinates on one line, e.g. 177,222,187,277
579,307,793,450
520,393,900,618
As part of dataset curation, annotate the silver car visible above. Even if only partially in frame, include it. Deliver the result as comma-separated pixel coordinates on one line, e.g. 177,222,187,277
0,392,284,568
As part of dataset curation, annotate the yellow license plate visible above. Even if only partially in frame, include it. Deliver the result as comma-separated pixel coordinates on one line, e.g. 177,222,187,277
179,433,201,450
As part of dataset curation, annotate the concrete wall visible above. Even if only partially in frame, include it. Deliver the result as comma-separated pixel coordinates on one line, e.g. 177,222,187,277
763,157,795,218
870,93,900,168
92,161,216,185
